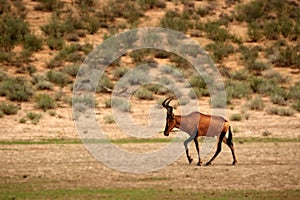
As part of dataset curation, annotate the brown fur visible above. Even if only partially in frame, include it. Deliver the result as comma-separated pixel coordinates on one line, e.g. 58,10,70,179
162,98,237,166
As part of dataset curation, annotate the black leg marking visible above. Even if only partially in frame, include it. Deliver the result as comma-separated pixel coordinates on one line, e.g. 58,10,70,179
194,136,202,166
205,131,226,166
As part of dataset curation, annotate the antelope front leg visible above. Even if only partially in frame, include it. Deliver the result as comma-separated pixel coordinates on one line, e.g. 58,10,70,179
184,136,194,164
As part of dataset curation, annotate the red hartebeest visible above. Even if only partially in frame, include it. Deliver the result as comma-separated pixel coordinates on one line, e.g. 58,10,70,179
162,97,237,166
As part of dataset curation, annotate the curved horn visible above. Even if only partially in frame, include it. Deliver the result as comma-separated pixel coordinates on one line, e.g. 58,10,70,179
165,97,174,107
162,97,172,108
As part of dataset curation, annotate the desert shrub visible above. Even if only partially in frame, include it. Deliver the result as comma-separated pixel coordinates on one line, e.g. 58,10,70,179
211,93,227,108
267,107,295,116
274,46,300,68
230,113,242,121
47,36,65,50
203,22,232,42
249,96,264,110
189,75,207,89
111,98,131,112
196,6,211,17
34,0,64,11
96,74,113,93
64,63,80,77
113,67,129,79
226,80,251,99
206,42,234,62
26,112,42,124
269,86,288,102
0,102,18,115
160,10,190,32
231,69,250,81
23,34,43,52
146,84,169,95
73,95,95,113
41,17,67,38
188,88,202,99
292,100,300,112
34,93,55,111
278,15,294,38
288,82,300,100
262,69,289,84
235,0,265,23
87,17,100,34
245,60,269,74
36,80,53,90
103,115,115,124
263,21,279,40
247,22,263,42
118,69,149,86
239,45,259,62
134,88,154,100
46,70,69,87
0,77,33,101
19,117,26,123
0,14,30,50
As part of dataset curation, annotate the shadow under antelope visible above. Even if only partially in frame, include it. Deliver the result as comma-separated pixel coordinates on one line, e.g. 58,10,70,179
162,97,237,166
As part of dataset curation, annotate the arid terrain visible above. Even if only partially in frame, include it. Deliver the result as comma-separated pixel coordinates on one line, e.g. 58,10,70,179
0,0,299,199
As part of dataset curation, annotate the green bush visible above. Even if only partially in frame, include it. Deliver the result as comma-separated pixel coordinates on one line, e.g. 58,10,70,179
96,74,113,93
230,113,242,121
239,45,259,62
134,88,154,100
34,93,55,111
47,36,65,50
263,21,279,40
267,107,295,116
231,69,250,81
249,96,264,110
160,10,190,32
203,22,232,42
245,60,269,74
0,77,33,101
23,34,43,52
0,102,18,115
0,14,30,50
103,115,115,124
292,100,300,112
46,70,69,87
226,80,251,99
235,0,265,23
289,82,300,100
206,42,234,62
274,46,300,68
113,67,129,79
26,112,42,124
64,64,80,77
247,22,263,42
111,98,131,112
34,0,64,11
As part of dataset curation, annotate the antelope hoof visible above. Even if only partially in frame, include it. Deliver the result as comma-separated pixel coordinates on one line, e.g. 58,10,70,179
205,162,211,166
196,162,202,166
232,161,237,165
188,157,193,164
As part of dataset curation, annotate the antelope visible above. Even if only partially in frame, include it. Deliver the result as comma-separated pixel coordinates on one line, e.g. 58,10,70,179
162,97,237,166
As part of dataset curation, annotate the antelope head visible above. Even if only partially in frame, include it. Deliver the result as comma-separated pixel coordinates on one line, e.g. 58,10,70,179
162,97,176,136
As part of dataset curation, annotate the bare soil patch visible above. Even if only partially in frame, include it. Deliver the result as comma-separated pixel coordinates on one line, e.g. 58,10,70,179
1,142,299,191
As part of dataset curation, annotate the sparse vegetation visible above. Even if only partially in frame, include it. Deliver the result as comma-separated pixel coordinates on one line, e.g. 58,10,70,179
0,102,18,115
230,113,242,121
26,112,42,124
249,96,265,111
34,93,56,111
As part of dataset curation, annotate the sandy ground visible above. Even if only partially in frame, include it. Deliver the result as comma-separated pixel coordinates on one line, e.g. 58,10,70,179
1,142,299,191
